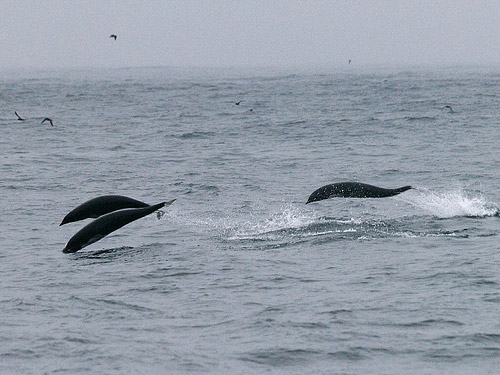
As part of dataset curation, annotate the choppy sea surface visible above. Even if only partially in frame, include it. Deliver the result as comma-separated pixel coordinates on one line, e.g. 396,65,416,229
1,66,499,374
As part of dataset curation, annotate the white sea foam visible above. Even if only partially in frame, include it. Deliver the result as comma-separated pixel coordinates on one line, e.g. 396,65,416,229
399,188,498,218
166,204,319,240
234,205,316,236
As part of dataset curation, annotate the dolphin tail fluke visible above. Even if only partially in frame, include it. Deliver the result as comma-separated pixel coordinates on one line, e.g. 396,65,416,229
395,186,412,194
155,199,175,220
162,199,176,208
150,199,175,211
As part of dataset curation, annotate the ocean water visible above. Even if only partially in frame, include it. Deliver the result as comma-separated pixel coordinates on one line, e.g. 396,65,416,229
1,66,499,374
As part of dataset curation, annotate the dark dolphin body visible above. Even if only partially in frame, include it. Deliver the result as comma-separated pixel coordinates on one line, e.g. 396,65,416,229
306,182,412,204
60,195,150,226
62,200,175,253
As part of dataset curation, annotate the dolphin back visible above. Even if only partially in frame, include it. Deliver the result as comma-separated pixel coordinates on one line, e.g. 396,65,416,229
60,195,150,225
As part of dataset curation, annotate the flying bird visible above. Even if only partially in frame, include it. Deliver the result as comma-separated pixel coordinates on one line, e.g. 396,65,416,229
442,105,454,113
15,111,24,121
235,101,242,105
41,118,54,126
348,59,352,65
109,34,117,40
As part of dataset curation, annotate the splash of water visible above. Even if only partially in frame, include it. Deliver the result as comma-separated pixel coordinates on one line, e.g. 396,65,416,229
399,188,498,218
232,205,317,238
165,190,497,243
166,204,318,239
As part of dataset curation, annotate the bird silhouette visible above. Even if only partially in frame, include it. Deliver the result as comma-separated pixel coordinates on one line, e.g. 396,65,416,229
348,59,352,65
442,105,454,113
109,34,117,40
235,101,242,105
15,111,24,121
41,118,54,126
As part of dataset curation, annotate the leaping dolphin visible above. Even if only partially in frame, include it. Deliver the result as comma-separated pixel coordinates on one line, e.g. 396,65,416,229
60,195,150,226
306,182,412,204
62,200,175,253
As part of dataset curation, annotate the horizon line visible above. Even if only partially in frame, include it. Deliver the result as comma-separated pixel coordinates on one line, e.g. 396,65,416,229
2,62,500,72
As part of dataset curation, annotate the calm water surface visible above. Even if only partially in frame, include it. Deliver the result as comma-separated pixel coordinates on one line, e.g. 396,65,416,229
1,66,499,374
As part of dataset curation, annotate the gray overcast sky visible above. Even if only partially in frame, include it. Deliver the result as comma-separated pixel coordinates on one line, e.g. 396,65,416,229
1,1,500,69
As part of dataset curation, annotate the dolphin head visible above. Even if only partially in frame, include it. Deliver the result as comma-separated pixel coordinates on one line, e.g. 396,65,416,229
306,189,327,204
59,217,70,226
62,243,81,253
306,194,318,204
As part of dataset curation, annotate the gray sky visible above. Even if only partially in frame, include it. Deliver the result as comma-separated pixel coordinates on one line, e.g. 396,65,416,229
1,1,500,69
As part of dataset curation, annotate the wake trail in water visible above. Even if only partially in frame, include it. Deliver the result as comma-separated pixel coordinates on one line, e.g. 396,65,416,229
167,204,319,240
398,187,498,218
165,202,469,243
165,186,499,244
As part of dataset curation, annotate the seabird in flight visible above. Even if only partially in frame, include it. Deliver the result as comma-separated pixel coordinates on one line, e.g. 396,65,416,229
15,111,24,121
442,105,454,113
41,118,54,126
235,101,242,105
109,34,117,40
